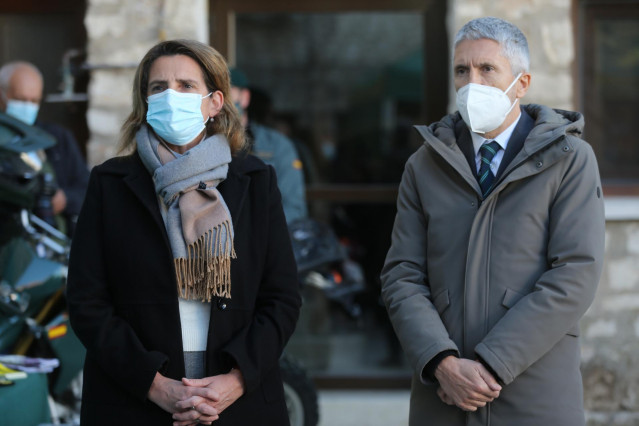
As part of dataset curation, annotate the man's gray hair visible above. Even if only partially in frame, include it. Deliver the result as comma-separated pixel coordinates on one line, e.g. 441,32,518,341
454,17,530,75
0,61,43,92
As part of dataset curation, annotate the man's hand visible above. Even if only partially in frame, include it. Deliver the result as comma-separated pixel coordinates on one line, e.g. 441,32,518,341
173,368,246,425
434,356,501,411
147,372,220,425
51,189,67,215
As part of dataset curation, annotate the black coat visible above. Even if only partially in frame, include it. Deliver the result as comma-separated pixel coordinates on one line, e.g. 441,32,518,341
67,150,301,425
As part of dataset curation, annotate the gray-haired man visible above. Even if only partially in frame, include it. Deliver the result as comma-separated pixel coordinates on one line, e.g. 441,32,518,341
381,16,604,426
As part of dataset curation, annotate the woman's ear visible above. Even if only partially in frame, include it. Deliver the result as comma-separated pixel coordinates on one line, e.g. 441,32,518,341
208,90,224,118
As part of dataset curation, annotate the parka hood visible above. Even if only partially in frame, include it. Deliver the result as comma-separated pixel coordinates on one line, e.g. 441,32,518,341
523,104,584,148
422,104,584,151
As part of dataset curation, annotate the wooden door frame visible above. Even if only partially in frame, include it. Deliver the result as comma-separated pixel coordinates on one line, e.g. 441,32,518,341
209,0,448,128
211,0,434,65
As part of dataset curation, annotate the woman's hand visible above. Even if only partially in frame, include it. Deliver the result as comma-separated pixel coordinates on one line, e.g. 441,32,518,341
148,372,221,425
172,368,246,424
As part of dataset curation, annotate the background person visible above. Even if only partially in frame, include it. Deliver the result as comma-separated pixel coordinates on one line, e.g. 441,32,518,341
381,17,605,425
230,67,307,223
0,61,89,236
67,39,301,425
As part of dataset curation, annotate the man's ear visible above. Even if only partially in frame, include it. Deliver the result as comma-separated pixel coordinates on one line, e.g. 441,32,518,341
516,73,531,99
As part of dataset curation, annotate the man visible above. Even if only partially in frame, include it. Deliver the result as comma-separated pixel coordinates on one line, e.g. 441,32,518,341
230,68,307,223
381,17,604,426
0,61,89,235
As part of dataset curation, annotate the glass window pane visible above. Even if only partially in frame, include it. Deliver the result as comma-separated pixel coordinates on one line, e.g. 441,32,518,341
236,12,423,379
583,8,639,181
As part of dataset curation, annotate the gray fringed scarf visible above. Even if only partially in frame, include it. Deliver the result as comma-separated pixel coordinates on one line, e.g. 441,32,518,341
136,125,235,301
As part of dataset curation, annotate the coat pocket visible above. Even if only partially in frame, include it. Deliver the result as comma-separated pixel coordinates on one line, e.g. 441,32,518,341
566,324,580,337
501,288,526,309
432,289,450,315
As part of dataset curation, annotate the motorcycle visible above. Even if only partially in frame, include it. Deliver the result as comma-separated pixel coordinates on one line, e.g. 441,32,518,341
289,217,366,326
282,217,368,426
0,112,84,425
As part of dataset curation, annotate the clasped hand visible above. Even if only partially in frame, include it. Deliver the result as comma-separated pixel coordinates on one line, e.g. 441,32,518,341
434,356,501,412
148,369,245,425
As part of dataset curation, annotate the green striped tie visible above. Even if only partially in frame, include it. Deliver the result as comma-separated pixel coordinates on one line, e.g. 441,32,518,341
478,141,501,197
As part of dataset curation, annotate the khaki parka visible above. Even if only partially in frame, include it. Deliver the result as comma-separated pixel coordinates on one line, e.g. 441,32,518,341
381,104,605,426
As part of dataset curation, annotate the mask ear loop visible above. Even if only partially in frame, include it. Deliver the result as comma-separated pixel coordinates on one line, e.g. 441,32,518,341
503,72,523,116
504,73,523,95
202,92,217,126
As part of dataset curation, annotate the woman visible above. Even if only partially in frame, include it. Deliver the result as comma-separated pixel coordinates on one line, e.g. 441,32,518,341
67,39,301,425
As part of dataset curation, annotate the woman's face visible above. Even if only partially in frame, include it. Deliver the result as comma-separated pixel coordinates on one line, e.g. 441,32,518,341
146,54,223,150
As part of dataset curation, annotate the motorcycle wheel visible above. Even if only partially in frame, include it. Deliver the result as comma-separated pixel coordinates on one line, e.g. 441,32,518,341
280,354,319,426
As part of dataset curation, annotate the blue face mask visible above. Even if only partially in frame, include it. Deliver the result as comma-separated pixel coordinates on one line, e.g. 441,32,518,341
146,89,212,146
6,99,39,125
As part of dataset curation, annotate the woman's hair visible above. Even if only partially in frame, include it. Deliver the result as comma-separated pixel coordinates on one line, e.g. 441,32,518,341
453,17,530,76
119,39,246,154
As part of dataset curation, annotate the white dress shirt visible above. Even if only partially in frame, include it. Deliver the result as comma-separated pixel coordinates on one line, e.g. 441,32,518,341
470,112,522,175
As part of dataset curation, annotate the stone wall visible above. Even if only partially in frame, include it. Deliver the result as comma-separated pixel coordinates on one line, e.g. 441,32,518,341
84,0,208,166
582,218,639,425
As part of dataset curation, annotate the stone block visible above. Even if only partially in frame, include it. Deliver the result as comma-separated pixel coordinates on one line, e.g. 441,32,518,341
602,295,639,312
627,224,639,254
607,257,639,291
453,0,485,24
88,70,135,108
587,411,639,426
87,107,127,137
489,1,534,20
540,19,574,67
163,0,208,42
524,72,572,109
583,342,639,411
586,319,617,339
86,134,118,166
85,14,127,40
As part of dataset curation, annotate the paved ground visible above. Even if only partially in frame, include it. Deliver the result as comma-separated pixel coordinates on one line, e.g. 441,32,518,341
317,390,411,426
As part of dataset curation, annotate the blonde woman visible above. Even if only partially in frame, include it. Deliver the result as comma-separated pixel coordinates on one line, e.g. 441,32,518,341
67,39,301,425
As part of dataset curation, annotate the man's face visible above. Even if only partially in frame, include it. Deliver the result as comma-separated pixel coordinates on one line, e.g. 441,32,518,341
453,38,518,98
1,67,43,110
230,86,250,110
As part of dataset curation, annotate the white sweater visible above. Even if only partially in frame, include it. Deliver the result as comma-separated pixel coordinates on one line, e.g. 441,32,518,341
158,193,210,352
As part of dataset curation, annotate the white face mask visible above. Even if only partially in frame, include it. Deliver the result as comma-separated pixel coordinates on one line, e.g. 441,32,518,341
456,73,522,134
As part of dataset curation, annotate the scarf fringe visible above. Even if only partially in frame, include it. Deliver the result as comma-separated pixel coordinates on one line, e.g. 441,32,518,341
175,220,236,302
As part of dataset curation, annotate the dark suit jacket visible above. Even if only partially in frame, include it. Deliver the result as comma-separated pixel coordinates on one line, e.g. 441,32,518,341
38,122,89,217
67,150,301,425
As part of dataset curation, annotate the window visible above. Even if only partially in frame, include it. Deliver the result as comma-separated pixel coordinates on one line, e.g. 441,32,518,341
211,1,449,384
580,1,639,189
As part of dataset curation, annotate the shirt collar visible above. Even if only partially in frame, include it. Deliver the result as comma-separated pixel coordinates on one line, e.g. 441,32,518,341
471,111,522,156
